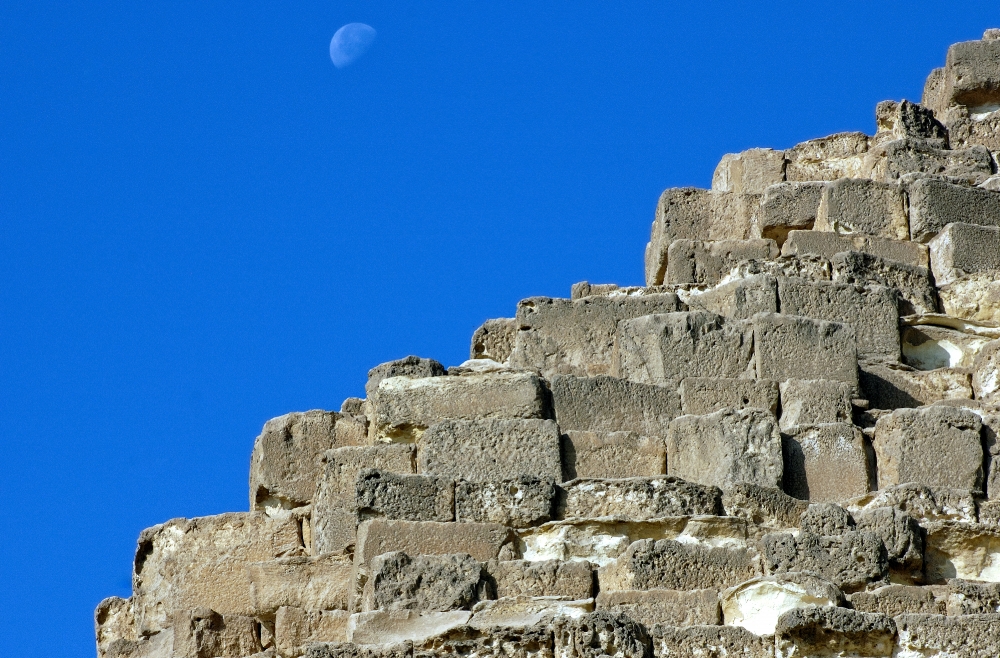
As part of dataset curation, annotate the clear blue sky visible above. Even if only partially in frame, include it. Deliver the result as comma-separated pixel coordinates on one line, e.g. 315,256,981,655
1,2,998,654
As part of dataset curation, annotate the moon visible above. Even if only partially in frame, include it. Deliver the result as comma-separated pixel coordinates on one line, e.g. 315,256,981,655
329,23,377,69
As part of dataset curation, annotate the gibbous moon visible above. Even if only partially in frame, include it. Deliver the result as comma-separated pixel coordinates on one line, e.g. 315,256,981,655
329,23,377,68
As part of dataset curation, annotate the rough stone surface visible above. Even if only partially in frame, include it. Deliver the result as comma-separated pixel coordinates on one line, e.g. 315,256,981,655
753,182,825,246
469,318,518,363
561,431,667,480
679,377,779,416
171,610,263,658
250,410,341,510
902,323,995,371
761,530,888,592
774,606,896,658
930,222,1000,286
940,273,1000,324
684,273,779,320
864,139,994,185
895,613,1000,658
752,312,859,387
721,572,843,636
778,379,853,430
455,476,556,528
850,585,947,616
665,238,779,286
907,176,1000,243
553,611,651,658
305,642,412,658
355,470,454,524
974,340,1000,404
549,374,681,437
354,520,513,569
648,624,774,658
722,484,809,531
781,229,930,267
854,507,924,578
360,552,490,613
844,483,980,525
598,538,762,592
276,607,351,657
859,361,974,410
799,503,855,536
347,610,472,645
366,357,446,399
596,589,720,628
814,178,909,240
485,559,595,600
924,522,1000,583
248,553,353,614
712,148,786,195
831,250,939,316
785,131,870,182
781,423,871,503
558,477,722,520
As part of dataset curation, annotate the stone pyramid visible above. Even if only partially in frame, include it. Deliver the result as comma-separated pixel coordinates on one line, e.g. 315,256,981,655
97,31,1000,658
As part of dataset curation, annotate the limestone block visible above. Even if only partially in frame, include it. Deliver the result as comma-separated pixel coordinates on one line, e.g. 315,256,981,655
945,579,1000,614
831,250,938,316
598,537,762,592
930,222,1000,286
596,589,720,628
874,99,949,145
859,361,973,410
854,508,924,578
347,610,472,645
418,419,562,482
777,277,899,360
974,340,1000,404
561,431,666,480
923,67,948,115
648,624,773,658
679,377,779,416
468,596,592,629
774,606,896,658
132,512,304,634
718,252,834,288
455,476,556,528
872,406,983,490
354,520,512,568
799,503,854,536
895,613,1000,658
615,312,753,385
664,238,779,286
509,294,683,378
412,624,554,658
941,104,1000,151
844,483,979,525
250,410,340,510
549,374,681,436
712,148,786,194
779,379,853,430
571,281,631,299
248,554,353,614
782,423,871,503
360,552,490,613
369,372,547,443
684,274,779,320
752,312,859,387
312,445,415,556
469,318,517,363
355,470,453,524
721,572,843,636
721,484,809,531
100,630,174,658
907,177,1000,243
924,522,1000,583
171,610,263,658
761,530,888,592
667,408,783,490
902,325,994,371
305,642,411,658
485,559,595,599
850,585,947,616
552,611,651,658
785,132,870,182
275,607,350,657
863,139,994,185
558,477,722,521
751,182,824,246
943,36,1000,107
814,178,908,240
781,229,929,268
95,597,137,658
939,273,1000,324
333,414,369,449
366,356,446,398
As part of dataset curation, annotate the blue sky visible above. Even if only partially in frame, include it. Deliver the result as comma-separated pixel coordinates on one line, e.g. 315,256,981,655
1,2,998,654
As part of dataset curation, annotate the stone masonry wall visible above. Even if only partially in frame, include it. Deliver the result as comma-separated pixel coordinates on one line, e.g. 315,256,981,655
98,32,1000,658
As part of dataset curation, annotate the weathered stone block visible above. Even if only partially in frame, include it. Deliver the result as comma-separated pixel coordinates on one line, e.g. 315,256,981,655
907,177,1000,243
774,606,896,658
850,585,947,616
874,99,949,145
712,148,786,194
873,406,983,491
721,572,843,636
895,613,1000,658
902,323,995,371
455,476,556,528
684,274,779,320
95,597,136,658
598,538,762,592
172,609,263,658
854,507,924,578
596,589,720,628
779,379,853,430
859,361,973,410
509,294,683,378
929,222,1000,286
924,522,1000,583
549,374,680,437
781,229,929,268
355,470,454,523
814,178,908,240
753,182,825,246
413,623,554,658
864,139,994,185
752,312,858,388
485,558,594,599
366,356,446,398
648,625,773,658
558,477,722,521
831,250,938,316
468,596,593,630
679,377,779,416
941,104,1000,151
418,418,562,482
798,502,854,536
369,372,547,442
844,482,979,525
561,431,666,479
615,311,753,386
939,272,1000,324
469,318,517,363
347,610,472,645
665,238,779,286
361,552,490,613
944,36,1000,107
250,410,340,510
782,423,871,503
722,483,809,531
354,520,513,568
553,611,651,658
305,641,412,658
785,132,870,182
248,554,353,614
276,607,350,657
667,408,783,490
762,530,888,592
945,579,1000,614
974,340,1000,405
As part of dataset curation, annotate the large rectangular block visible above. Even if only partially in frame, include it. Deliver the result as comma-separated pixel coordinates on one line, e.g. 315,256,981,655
418,418,562,482
929,222,1000,286
762,530,888,591
785,132,870,182
814,178,908,240
939,272,1000,325
907,177,1000,243
485,558,595,599
896,613,1000,658
944,36,1000,107
508,294,683,378
561,431,666,479
550,374,680,437
781,229,929,268
850,585,947,616
777,277,899,360
775,607,896,658
684,274,779,320
558,477,722,520
863,139,994,185
649,625,773,658
860,361,973,410
781,423,872,503
778,379,853,430
596,589,721,628
830,250,938,316
366,356,446,398
712,148,786,194
354,520,512,567
924,522,1000,584
455,476,556,528
679,377,779,415
172,610,263,658
598,538,763,592
667,408,783,490
469,318,517,363
615,311,753,386
751,313,858,388
355,470,454,523
275,607,350,657
369,372,546,442
753,182,825,246
248,554,353,614
250,410,341,510
874,99,949,145
361,552,489,613
347,610,472,646
665,238,779,286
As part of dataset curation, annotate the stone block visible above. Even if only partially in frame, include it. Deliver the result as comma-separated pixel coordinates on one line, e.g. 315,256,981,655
132,512,305,634
615,311,753,386
761,530,888,592
369,372,547,442
552,611,651,658
558,477,722,521
863,139,994,185
779,379,853,430
664,238,779,286
924,522,1000,583
939,272,1000,324
895,613,1000,658
902,324,995,371
469,318,517,363
774,607,896,658
275,607,350,657
485,559,595,599
455,476,556,528
753,182,825,246
360,552,490,613
468,596,592,630
648,625,773,658
859,361,973,410
974,340,1000,405
850,585,947,616
945,579,1000,614
366,356,446,399
355,470,454,523
712,148,786,194
596,589,720,628
814,178,909,240
854,507,924,578
95,597,136,658
679,377,779,416
923,66,948,114
781,229,929,268
248,554,353,614
684,274,778,320
722,483,809,531
929,222,1000,286
844,482,979,525
549,374,681,437
571,281,631,299
171,609,263,658
873,406,983,490
354,520,513,568
312,445,415,556
412,624,554,658
418,418,562,482
667,408,783,490
509,294,683,378
347,610,472,645
754,312,859,388
782,423,871,503
785,132,870,182
598,538,762,592
561,431,666,479
874,99,949,145
907,177,1000,243
798,502,854,535
305,642,411,658
941,104,1000,151
944,36,1000,107
721,572,843,636
831,250,938,316
250,410,341,510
